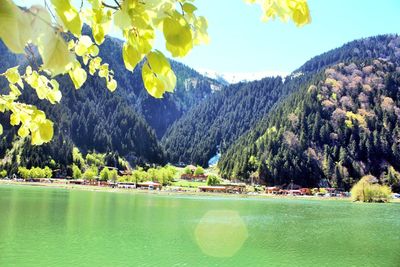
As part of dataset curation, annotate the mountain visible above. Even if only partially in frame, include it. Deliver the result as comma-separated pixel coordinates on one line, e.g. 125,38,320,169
96,35,223,138
218,38,400,190
0,42,165,173
162,76,289,166
162,34,400,169
199,69,288,84
0,31,222,173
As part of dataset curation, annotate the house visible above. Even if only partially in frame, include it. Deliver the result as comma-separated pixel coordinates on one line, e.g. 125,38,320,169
266,186,280,194
223,184,247,194
198,186,227,193
180,174,208,182
198,184,246,194
137,181,162,190
117,182,136,189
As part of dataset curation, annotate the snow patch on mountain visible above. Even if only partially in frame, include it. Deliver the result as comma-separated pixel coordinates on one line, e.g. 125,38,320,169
199,69,289,84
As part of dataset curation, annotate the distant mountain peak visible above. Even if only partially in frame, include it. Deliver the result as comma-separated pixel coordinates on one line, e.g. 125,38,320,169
198,69,289,84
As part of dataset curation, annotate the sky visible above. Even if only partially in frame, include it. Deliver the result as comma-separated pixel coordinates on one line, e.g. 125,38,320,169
16,0,400,76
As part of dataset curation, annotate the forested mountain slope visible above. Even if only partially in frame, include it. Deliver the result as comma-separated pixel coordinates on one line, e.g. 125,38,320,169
162,76,304,166
219,59,400,191
96,34,223,138
163,34,400,167
0,40,165,173
0,30,222,173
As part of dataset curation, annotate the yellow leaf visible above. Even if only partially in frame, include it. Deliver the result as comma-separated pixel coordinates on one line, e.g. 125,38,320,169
41,35,75,76
48,90,62,104
92,9,112,44
29,5,52,41
114,9,131,30
0,0,31,53
18,126,29,138
39,119,54,143
107,79,117,92
142,51,176,98
51,0,82,36
74,35,93,56
182,3,197,14
5,66,22,84
0,124,3,135
123,43,142,71
142,63,165,98
69,62,87,89
10,113,20,126
163,16,193,57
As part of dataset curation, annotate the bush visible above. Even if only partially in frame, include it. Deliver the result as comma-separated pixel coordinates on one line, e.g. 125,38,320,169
18,167,30,179
206,175,221,186
183,167,192,175
83,166,98,180
351,175,392,202
194,166,205,176
0,170,7,178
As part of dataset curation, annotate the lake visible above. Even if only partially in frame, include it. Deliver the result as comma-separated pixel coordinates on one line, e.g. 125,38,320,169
0,185,399,266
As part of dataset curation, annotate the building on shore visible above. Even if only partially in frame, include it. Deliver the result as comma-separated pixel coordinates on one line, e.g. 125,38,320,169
180,174,208,182
137,181,162,190
199,184,246,194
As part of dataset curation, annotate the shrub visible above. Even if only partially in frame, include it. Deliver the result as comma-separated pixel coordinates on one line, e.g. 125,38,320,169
183,166,192,175
194,166,205,176
0,170,7,178
83,166,98,180
206,175,221,186
351,175,392,202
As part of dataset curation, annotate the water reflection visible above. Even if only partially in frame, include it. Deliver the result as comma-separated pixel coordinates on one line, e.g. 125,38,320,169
194,210,248,258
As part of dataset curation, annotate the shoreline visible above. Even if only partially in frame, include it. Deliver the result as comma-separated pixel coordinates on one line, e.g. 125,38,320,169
1,180,399,203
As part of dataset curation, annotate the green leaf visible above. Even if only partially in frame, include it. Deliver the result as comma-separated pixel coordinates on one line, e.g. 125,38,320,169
0,123,3,135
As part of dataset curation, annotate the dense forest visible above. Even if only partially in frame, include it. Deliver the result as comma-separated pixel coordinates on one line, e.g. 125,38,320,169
0,30,221,174
94,29,223,138
162,34,400,167
2,33,400,191
219,59,400,191
163,76,293,166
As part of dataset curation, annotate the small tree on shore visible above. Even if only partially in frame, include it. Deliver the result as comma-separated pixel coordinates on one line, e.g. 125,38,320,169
44,166,52,178
72,165,82,179
194,166,205,176
351,175,392,202
0,170,7,178
207,175,221,186
109,169,118,183
100,168,110,181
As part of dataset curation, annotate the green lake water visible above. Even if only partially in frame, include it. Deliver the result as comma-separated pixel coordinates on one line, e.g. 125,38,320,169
0,185,399,267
